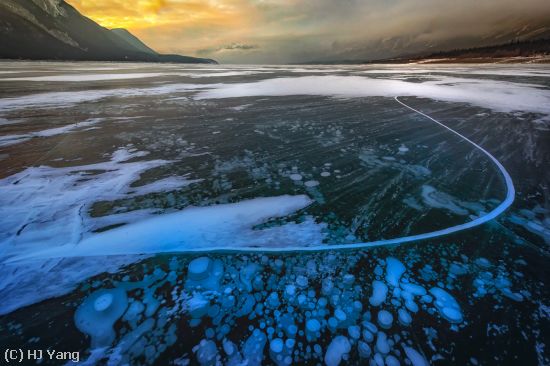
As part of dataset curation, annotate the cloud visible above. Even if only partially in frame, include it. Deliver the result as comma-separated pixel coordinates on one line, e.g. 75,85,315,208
66,0,550,63
197,42,259,55
222,43,258,50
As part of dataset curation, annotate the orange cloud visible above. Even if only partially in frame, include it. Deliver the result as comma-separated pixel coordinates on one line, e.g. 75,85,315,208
65,0,550,64
66,0,260,56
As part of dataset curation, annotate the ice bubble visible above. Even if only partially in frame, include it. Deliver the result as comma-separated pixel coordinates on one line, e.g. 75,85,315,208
397,308,412,326
74,288,128,348
188,257,211,281
324,336,351,366
400,283,426,296
429,287,463,323
358,341,371,358
269,338,287,365
243,329,267,366
267,292,281,309
285,285,297,297
398,144,409,153
343,274,355,287
328,317,338,332
403,346,429,366
375,332,390,354
289,174,303,181
94,293,113,312
296,275,309,288
377,310,393,329
335,308,347,322
475,258,491,268
306,319,321,341
322,279,334,296
186,259,224,291
235,294,256,317
240,263,262,292
362,329,374,342
321,172,331,177
369,281,388,306
304,180,320,188
195,339,218,366
386,258,406,287
386,355,401,366
347,325,360,340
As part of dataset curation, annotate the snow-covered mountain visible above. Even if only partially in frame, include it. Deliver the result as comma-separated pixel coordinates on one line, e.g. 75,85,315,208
0,0,217,63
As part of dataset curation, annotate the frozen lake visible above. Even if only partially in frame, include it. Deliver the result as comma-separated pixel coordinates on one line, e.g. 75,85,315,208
0,62,549,365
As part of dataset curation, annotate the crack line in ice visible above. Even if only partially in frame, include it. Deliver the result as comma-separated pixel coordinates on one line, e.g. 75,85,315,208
130,96,515,254
7,97,516,259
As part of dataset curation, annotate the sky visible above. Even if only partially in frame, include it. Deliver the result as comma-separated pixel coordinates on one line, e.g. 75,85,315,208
66,0,550,64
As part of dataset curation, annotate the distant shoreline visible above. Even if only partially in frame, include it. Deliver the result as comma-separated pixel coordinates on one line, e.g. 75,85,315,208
301,38,550,65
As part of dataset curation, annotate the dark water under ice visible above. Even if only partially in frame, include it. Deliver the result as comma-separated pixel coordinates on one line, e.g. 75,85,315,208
0,62,549,365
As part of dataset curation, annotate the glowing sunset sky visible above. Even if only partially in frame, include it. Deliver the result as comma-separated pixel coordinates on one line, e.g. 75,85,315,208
66,0,550,64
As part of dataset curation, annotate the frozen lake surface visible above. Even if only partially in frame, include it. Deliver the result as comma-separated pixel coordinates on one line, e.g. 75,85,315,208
0,62,549,365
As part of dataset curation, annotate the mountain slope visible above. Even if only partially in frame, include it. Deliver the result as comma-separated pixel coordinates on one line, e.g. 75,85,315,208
110,28,157,55
0,0,217,64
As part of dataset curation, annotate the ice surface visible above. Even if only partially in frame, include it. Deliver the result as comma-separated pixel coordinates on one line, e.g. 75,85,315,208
195,75,550,118
0,147,321,313
0,73,166,82
421,185,469,215
0,118,103,147
0,83,207,112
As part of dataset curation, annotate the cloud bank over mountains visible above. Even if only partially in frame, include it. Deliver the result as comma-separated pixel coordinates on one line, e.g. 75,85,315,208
67,0,550,63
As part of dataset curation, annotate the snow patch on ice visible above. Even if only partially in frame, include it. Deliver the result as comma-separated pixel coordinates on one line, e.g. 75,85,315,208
194,75,550,118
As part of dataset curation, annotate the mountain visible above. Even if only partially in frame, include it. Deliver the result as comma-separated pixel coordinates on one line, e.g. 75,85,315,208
110,28,157,56
0,0,217,64
388,38,550,64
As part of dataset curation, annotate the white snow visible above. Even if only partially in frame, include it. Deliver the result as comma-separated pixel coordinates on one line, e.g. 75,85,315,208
195,75,550,119
8,194,321,261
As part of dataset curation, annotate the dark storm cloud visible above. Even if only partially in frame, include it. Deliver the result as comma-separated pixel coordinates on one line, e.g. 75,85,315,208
68,0,550,63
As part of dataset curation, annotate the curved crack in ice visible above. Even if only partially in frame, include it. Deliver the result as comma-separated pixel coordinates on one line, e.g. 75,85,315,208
7,97,516,259
172,96,516,253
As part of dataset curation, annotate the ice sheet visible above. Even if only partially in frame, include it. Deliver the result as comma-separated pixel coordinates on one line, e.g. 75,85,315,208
195,75,550,117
